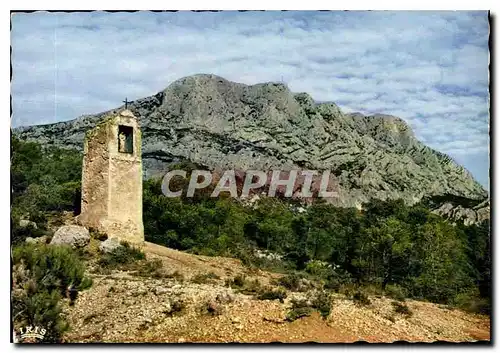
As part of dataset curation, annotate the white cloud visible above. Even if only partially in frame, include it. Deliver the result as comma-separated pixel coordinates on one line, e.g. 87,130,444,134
10,10,490,188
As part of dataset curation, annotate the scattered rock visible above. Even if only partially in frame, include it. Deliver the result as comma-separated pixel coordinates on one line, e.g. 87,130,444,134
99,238,122,253
216,291,235,304
50,225,90,248
154,286,169,296
231,316,241,324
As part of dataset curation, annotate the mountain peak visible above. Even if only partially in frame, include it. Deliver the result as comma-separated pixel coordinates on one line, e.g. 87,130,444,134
13,74,487,210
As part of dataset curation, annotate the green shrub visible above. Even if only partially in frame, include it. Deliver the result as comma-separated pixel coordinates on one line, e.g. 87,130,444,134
226,274,262,294
276,273,303,292
286,299,314,322
135,259,164,278
311,290,332,319
385,284,407,301
323,270,353,292
228,274,247,288
240,278,262,295
171,300,186,315
12,243,92,342
452,290,491,315
257,287,287,303
352,290,371,306
98,241,145,268
286,291,332,321
191,272,220,284
392,301,413,317
305,260,331,278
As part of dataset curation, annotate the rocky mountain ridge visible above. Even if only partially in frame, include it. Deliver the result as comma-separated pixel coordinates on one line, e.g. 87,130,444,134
13,74,489,221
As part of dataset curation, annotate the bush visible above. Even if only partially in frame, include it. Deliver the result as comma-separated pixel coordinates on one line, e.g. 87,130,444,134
452,290,491,315
323,270,353,292
311,290,332,319
165,270,184,281
191,272,220,284
286,299,314,321
135,259,164,278
392,301,413,317
385,284,407,301
98,241,145,268
352,290,371,306
257,287,287,303
276,273,303,292
305,260,331,278
226,274,262,294
12,243,92,342
202,299,224,316
286,291,332,321
227,274,247,288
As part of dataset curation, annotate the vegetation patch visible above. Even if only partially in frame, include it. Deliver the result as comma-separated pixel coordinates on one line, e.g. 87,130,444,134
191,272,221,284
352,290,371,306
257,287,287,303
286,291,332,321
392,301,413,317
12,243,92,342
98,241,146,269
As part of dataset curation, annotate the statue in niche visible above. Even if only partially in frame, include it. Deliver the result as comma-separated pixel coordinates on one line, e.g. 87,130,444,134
118,132,127,153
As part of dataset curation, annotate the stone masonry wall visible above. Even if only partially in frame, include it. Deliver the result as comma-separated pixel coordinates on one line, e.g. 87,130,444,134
78,110,144,244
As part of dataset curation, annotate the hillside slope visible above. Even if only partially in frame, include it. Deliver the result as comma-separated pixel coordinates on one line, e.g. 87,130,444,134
61,241,490,343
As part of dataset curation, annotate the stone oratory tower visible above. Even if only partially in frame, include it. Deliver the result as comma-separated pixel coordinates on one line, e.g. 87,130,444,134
78,109,144,244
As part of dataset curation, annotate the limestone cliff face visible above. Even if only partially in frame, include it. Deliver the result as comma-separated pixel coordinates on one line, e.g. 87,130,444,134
13,74,488,216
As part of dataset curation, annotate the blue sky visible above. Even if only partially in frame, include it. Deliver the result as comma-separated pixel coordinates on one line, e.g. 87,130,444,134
11,11,490,189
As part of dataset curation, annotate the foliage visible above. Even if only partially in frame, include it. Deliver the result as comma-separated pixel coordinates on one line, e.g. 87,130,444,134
135,259,164,278
11,138,491,312
226,274,262,294
98,241,146,268
11,137,83,244
256,287,287,302
12,243,92,342
286,299,314,322
143,177,490,307
391,301,413,317
385,284,407,302
286,291,332,321
275,273,303,292
311,290,332,319
352,290,371,306
191,272,220,284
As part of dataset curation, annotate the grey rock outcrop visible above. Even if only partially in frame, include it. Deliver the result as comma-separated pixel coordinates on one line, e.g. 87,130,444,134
433,199,490,226
13,74,488,219
50,225,90,248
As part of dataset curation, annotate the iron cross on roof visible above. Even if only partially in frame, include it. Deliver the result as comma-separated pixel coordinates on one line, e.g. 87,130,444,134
123,98,130,109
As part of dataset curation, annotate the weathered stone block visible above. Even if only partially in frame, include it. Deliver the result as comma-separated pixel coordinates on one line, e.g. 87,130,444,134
50,225,90,248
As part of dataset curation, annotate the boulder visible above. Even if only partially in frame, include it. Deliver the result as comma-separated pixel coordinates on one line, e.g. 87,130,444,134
50,225,90,248
99,237,122,253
